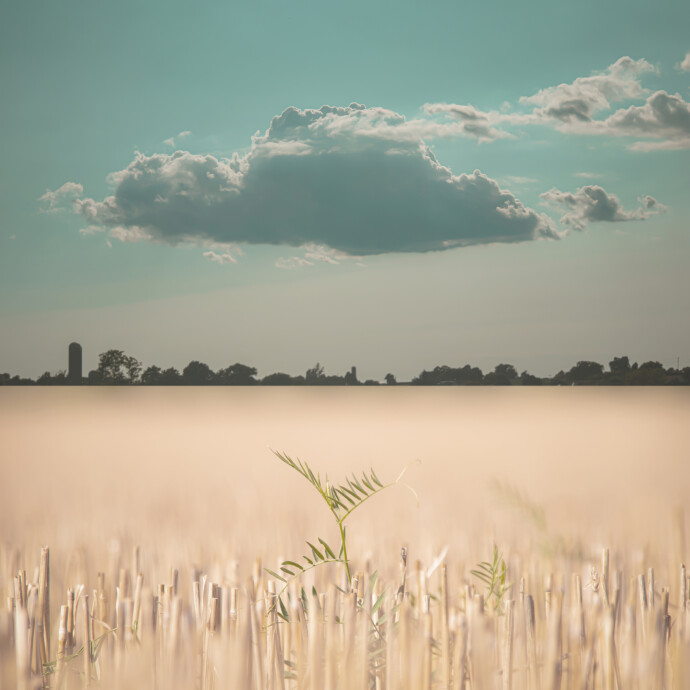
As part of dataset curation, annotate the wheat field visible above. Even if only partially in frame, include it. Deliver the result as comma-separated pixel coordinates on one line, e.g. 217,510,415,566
1,387,689,689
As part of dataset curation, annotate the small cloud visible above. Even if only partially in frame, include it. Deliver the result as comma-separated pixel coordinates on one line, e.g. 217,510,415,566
109,226,152,243
519,57,656,125
203,249,237,264
504,176,538,185
541,184,665,230
275,256,314,270
638,194,668,212
164,131,192,148
677,52,690,72
39,182,84,212
80,225,104,236
601,90,690,150
9,234,16,240
422,102,512,142
574,172,603,179
303,244,352,264
106,239,112,248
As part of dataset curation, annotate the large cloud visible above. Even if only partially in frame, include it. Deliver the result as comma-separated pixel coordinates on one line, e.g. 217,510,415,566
541,185,665,231
60,104,559,256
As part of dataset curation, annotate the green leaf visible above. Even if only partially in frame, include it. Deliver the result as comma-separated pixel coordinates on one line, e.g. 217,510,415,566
350,474,368,495
371,590,386,615
282,560,304,571
265,568,287,583
280,566,295,576
306,541,324,561
369,570,378,592
319,538,336,559
338,485,358,505
279,596,289,620
371,468,383,487
328,490,347,510
377,602,401,625
347,477,365,498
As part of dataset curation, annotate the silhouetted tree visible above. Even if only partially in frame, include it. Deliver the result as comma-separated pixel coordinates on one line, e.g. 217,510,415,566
609,356,631,374
37,370,68,385
262,372,305,385
565,361,604,384
216,363,258,385
484,363,518,385
385,373,397,385
159,367,182,385
96,350,142,384
305,362,325,384
495,363,518,380
182,361,215,385
628,361,666,385
141,366,163,385
520,371,542,386
413,364,483,385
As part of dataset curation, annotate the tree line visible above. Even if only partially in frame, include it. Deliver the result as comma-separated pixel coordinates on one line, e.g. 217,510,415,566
1,350,688,386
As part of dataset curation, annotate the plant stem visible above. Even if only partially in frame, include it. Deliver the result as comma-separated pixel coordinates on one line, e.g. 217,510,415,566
339,521,351,584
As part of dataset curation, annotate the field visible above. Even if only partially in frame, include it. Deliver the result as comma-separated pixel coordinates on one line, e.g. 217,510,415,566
1,388,689,689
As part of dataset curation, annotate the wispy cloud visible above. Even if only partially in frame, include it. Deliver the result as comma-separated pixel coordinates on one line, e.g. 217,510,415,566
203,249,237,265
503,176,538,185
275,256,315,270
164,130,193,148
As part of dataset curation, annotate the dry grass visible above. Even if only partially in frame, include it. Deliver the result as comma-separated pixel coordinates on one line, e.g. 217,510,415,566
1,387,688,688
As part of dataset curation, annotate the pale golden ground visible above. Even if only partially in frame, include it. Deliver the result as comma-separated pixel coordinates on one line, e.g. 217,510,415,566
1,388,689,689
1,388,688,575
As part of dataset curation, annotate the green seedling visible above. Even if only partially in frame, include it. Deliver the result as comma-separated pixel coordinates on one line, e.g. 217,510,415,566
266,451,418,594
471,544,512,612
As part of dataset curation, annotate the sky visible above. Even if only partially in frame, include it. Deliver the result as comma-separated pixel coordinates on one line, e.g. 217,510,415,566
1,0,689,380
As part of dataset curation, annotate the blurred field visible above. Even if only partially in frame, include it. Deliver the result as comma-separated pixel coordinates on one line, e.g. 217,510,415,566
1,387,689,688
1,388,688,559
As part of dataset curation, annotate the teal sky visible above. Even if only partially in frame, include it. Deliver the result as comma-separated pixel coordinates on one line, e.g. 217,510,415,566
1,0,689,379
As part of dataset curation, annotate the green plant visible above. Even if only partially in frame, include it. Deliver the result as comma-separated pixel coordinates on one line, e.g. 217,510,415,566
265,451,417,590
470,545,511,612
42,627,115,681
